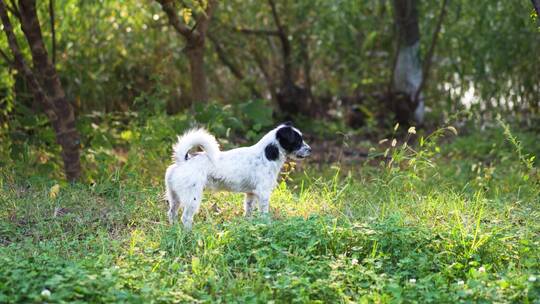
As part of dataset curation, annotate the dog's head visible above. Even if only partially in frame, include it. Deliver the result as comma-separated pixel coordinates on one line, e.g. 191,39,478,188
275,122,311,159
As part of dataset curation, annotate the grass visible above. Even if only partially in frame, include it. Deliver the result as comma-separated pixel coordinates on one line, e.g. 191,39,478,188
1,123,539,303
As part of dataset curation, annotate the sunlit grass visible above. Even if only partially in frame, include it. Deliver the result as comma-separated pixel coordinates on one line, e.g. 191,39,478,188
1,124,539,303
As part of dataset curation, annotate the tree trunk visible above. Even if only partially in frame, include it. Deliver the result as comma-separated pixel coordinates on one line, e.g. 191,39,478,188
392,0,424,124
185,41,208,104
276,80,309,118
1,0,81,181
156,0,216,107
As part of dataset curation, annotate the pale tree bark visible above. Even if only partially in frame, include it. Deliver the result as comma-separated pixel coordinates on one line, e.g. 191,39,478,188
392,0,424,124
392,0,448,125
0,0,81,181
156,0,217,106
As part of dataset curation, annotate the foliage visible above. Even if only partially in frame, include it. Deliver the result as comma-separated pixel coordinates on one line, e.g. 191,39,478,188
2,0,537,120
433,1,540,115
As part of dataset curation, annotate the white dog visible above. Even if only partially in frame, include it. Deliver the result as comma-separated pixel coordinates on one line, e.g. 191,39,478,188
165,122,311,229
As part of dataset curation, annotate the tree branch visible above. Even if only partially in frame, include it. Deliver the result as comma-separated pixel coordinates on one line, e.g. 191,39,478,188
49,0,56,64
251,47,276,100
413,0,449,104
208,33,244,80
0,0,56,118
233,27,280,36
18,0,53,80
299,36,313,101
155,0,193,38
208,33,261,98
5,0,20,19
532,0,540,17
0,48,15,66
387,1,401,95
192,0,216,35
267,0,292,83
268,0,285,38
156,0,216,43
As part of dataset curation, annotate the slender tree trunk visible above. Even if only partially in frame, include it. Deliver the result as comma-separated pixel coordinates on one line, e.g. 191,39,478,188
49,0,56,64
392,0,424,124
208,33,261,98
0,0,81,181
268,0,309,117
414,0,448,104
300,37,313,103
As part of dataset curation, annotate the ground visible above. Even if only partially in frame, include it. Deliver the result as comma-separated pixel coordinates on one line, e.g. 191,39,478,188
1,123,539,303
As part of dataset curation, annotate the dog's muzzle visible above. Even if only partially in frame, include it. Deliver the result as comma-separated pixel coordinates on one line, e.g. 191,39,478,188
295,143,312,159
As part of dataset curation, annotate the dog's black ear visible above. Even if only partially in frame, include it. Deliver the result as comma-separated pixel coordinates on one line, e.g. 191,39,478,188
276,126,302,153
264,143,279,161
282,121,293,126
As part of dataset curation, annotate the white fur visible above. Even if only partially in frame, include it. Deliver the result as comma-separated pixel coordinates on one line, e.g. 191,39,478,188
172,128,219,163
165,125,310,229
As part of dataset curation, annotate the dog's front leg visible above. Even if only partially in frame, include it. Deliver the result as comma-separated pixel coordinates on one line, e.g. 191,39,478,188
244,193,256,217
256,192,270,215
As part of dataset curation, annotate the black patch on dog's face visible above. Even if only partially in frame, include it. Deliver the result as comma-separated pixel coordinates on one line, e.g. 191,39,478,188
264,143,279,161
276,126,303,153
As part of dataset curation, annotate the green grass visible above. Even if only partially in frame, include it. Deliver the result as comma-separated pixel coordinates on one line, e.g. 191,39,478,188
1,124,539,303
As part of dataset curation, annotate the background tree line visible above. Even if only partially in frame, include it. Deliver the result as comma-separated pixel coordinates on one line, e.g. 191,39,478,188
1,0,539,181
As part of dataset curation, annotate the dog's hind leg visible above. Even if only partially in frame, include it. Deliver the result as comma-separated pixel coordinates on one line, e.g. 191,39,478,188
167,190,181,224
244,193,256,217
181,189,202,230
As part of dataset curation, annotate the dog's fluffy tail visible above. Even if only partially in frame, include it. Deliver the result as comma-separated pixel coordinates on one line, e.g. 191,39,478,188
172,128,220,163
